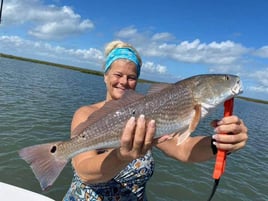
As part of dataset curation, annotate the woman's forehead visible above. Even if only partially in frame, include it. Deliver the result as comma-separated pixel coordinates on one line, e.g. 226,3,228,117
109,59,137,73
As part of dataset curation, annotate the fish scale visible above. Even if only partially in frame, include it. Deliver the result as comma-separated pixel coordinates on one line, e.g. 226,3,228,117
18,74,243,191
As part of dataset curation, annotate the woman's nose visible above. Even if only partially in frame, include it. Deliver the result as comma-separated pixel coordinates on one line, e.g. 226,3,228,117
119,75,128,85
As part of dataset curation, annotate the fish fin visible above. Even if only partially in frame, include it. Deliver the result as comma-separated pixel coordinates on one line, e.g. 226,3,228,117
147,83,172,95
72,90,144,137
176,131,190,146
176,104,202,145
189,104,202,132
18,142,68,191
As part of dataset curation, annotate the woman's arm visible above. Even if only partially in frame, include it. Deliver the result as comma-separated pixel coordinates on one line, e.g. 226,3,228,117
156,116,248,163
156,135,214,162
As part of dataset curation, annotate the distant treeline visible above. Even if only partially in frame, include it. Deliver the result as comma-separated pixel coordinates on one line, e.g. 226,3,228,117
237,96,268,105
0,53,156,84
1,52,268,104
0,52,104,76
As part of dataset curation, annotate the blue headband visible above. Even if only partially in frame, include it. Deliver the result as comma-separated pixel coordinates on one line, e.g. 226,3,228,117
105,47,141,77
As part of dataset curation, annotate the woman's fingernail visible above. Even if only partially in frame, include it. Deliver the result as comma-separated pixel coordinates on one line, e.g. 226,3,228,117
129,116,135,124
139,114,145,119
149,119,155,126
212,134,218,140
217,120,223,125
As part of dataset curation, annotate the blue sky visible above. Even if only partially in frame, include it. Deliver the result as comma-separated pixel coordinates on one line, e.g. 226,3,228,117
1,0,268,100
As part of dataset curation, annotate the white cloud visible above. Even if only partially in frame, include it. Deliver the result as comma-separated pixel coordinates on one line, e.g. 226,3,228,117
208,64,243,74
243,68,268,94
116,27,249,66
116,26,138,38
248,86,268,93
249,68,268,86
152,32,175,41
143,61,167,74
143,39,248,65
3,0,94,40
0,35,103,68
254,46,268,58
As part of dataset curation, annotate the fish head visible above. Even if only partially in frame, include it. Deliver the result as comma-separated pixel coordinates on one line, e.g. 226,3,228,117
192,74,243,111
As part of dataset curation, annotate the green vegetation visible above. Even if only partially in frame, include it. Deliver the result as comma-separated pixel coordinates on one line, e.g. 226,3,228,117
238,96,268,105
1,52,268,104
0,52,104,76
0,53,157,84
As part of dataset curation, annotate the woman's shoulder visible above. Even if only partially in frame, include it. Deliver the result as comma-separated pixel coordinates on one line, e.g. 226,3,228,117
75,101,106,118
71,101,106,135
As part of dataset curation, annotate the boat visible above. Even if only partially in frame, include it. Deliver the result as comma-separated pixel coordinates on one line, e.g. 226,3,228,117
0,182,55,201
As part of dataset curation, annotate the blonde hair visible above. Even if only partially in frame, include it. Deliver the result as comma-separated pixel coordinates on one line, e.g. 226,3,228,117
103,40,142,69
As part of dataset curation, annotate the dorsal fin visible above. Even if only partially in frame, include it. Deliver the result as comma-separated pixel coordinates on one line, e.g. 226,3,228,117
72,90,144,137
147,83,172,95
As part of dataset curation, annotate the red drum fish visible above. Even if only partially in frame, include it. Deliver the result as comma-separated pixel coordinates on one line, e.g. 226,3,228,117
19,74,243,190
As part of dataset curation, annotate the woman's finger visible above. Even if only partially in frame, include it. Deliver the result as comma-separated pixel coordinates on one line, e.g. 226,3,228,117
142,119,155,153
132,115,146,155
120,116,136,152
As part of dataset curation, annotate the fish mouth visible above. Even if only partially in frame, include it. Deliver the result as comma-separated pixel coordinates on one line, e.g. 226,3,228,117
231,80,243,95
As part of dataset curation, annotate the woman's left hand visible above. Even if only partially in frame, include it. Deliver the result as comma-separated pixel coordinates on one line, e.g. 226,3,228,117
212,115,248,153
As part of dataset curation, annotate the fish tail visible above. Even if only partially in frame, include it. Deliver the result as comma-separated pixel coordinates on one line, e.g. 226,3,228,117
18,141,68,191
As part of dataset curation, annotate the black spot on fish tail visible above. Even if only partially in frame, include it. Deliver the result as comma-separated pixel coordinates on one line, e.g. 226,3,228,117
50,145,57,153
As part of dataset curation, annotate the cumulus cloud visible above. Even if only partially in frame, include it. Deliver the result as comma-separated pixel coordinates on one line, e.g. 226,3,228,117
249,68,268,87
143,61,167,74
238,67,268,95
151,32,175,41
254,46,268,58
117,26,138,38
0,35,103,67
143,39,248,65
248,86,268,93
116,27,249,66
3,0,94,40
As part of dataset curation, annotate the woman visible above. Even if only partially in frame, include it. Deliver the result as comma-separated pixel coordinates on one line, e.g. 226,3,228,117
63,40,248,201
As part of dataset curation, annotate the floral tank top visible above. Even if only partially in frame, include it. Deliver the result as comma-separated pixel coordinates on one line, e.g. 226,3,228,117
63,150,154,201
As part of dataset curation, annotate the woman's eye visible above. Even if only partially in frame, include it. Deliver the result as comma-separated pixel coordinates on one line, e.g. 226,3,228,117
128,76,137,81
114,73,122,77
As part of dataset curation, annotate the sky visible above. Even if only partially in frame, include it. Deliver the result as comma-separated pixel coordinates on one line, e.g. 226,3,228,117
1,0,268,100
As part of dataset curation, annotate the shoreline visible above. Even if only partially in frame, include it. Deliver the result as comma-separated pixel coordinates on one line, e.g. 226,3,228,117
1,52,268,104
0,53,157,84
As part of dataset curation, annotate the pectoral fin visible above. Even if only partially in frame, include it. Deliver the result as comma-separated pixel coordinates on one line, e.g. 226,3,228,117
176,104,202,145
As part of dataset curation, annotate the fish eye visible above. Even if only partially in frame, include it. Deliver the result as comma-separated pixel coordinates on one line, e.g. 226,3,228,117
225,75,230,80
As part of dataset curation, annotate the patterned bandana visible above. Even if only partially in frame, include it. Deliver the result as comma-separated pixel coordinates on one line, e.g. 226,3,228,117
105,47,141,77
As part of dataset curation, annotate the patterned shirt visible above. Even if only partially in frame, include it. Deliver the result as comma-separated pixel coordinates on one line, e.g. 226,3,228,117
63,150,155,201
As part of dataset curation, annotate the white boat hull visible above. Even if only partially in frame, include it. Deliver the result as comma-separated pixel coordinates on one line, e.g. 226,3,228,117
0,182,55,201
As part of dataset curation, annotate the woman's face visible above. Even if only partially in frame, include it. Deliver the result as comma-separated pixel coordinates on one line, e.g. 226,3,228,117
104,59,138,100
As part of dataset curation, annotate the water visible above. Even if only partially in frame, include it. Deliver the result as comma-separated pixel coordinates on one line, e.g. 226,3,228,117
0,57,267,201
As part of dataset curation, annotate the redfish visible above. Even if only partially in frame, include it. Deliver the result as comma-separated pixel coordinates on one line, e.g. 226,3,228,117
19,74,243,190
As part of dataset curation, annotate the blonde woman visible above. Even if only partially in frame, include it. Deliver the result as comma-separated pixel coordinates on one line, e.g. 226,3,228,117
63,40,248,201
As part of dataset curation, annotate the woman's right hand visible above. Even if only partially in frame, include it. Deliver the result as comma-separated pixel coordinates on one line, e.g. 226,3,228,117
116,115,156,162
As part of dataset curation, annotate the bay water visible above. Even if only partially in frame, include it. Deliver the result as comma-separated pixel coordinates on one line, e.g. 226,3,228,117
0,57,267,201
